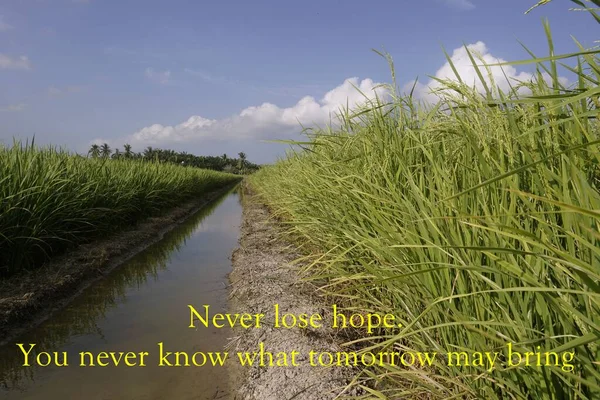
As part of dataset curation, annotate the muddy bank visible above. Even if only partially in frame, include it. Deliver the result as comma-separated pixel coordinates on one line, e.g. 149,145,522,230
229,185,359,400
0,182,239,345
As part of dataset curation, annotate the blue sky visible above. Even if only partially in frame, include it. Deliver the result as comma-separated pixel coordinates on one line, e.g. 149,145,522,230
0,0,596,163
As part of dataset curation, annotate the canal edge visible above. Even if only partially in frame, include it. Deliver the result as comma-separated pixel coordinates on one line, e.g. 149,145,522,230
227,182,360,400
0,182,241,346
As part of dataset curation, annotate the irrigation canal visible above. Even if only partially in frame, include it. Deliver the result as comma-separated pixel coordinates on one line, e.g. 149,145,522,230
0,185,243,399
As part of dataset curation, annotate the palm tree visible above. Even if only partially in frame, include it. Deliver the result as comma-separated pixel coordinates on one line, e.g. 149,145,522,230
88,144,100,158
237,152,247,172
100,143,111,158
123,143,133,158
143,146,154,160
111,149,122,159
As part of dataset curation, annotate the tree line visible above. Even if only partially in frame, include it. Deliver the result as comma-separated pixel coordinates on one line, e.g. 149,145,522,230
88,143,260,174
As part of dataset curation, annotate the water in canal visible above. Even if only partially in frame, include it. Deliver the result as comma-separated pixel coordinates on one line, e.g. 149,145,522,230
0,186,242,400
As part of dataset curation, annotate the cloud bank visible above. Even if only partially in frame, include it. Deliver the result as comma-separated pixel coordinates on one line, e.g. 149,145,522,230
128,77,388,146
99,42,564,152
406,41,569,102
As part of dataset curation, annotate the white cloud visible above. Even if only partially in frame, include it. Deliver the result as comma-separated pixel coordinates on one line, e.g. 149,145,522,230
441,0,475,10
119,77,388,147
405,41,569,103
145,68,171,84
133,116,217,142
0,103,25,112
0,16,13,32
0,54,31,70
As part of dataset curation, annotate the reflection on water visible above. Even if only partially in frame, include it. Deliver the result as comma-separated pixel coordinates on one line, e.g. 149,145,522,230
0,185,242,399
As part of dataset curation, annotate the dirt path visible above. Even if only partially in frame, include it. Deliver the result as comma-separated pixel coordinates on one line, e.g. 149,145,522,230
228,186,359,400
0,183,239,345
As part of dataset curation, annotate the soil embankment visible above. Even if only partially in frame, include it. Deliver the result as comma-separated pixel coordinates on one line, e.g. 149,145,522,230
229,185,359,400
0,183,239,345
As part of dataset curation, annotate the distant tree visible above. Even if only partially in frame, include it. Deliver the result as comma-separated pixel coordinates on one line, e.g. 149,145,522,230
101,145,259,174
143,146,155,160
123,143,133,158
100,143,111,158
88,144,100,158
237,152,247,172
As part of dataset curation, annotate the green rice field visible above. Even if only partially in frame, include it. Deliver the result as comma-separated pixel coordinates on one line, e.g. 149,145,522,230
250,6,600,399
0,142,241,277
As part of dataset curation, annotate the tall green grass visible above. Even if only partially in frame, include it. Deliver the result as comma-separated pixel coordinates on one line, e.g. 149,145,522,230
250,8,600,400
0,141,241,276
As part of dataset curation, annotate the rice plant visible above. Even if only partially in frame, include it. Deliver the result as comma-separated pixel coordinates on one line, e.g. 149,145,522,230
0,141,241,276
250,5,600,399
